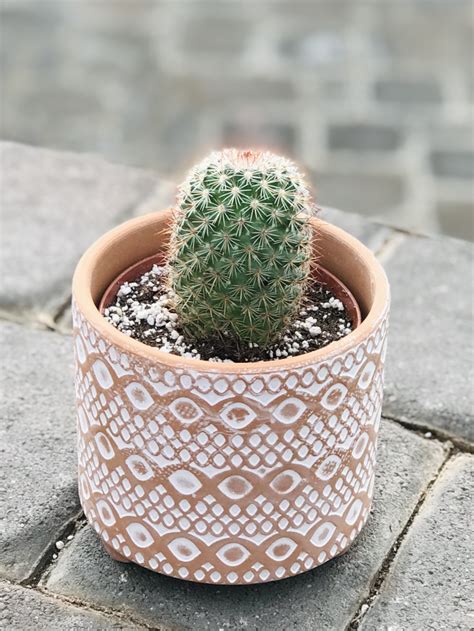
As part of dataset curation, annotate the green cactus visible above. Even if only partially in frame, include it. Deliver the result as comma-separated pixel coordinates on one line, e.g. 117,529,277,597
168,149,314,346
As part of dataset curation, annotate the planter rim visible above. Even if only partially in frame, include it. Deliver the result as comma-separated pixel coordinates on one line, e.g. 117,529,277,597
72,210,389,374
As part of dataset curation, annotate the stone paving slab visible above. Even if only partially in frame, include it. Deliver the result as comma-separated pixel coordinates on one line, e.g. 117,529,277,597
0,322,79,582
0,142,157,319
360,453,474,630
0,582,134,630
43,421,447,631
53,179,176,333
382,235,474,444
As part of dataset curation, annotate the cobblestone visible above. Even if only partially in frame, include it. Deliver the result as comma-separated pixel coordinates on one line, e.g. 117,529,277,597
0,322,79,582
383,235,474,444
43,422,447,631
0,582,130,630
360,454,474,630
0,142,156,321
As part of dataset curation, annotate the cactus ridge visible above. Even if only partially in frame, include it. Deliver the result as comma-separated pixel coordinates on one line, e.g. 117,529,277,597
169,149,314,346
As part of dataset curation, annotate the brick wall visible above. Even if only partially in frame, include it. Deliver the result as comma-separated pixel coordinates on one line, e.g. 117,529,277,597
1,0,472,239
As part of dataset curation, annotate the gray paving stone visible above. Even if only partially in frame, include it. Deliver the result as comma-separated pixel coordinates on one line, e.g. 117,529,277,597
0,322,80,582
0,142,156,318
44,421,447,631
430,149,474,179
0,582,133,630
360,454,474,630
383,235,474,443
328,124,402,152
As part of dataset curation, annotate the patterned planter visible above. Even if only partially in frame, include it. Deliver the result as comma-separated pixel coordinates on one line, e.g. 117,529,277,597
72,210,389,585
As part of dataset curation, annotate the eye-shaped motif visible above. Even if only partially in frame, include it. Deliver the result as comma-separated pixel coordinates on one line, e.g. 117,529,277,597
270,469,302,494
218,475,253,499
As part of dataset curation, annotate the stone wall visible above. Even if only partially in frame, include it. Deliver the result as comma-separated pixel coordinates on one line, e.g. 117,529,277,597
1,0,473,239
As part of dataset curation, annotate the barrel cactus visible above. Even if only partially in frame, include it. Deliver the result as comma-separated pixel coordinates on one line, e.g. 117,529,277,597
168,149,314,346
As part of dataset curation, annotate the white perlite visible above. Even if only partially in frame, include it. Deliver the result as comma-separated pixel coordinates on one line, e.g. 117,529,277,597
104,265,353,362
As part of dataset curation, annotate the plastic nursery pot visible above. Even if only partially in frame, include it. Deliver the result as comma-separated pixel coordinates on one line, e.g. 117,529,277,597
98,254,362,329
72,209,390,585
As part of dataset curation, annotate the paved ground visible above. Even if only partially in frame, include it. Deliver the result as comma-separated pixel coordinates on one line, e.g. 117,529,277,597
0,1,473,241
1,142,473,630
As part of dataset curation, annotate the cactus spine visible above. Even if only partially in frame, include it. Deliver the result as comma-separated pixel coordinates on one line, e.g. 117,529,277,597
168,149,314,346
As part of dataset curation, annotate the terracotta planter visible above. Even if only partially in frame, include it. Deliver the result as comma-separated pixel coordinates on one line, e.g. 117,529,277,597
72,209,389,585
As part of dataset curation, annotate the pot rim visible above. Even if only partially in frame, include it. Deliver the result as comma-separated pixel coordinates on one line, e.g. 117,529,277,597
72,210,390,374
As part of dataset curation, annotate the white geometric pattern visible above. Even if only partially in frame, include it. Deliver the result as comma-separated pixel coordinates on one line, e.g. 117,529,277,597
73,299,389,584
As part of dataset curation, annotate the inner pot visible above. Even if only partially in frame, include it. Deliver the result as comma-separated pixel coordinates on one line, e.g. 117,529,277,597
98,253,362,332
72,209,390,585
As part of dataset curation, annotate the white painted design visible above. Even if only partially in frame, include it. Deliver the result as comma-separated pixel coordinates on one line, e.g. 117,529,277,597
79,474,90,501
96,499,116,527
168,470,202,495
218,475,253,499
126,522,154,548
316,455,342,480
270,470,302,494
357,361,376,390
220,402,256,429
353,432,369,459
310,522,336,547
346,498,363,525
169,397,203,423
216,543,250,567
265,538,297,561
75,336,86,364
168,537,201,561
73,299,388,584
124,382,154,410
126,455,154,481
95,432,115,460
92,359,114,389
321,383,348,410
78,405,88,434
273,397,306,424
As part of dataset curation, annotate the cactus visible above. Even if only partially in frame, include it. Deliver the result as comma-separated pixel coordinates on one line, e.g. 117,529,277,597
168,149,314,346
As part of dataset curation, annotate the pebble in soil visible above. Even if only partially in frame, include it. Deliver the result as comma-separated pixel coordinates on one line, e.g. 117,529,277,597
103,264,353,362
